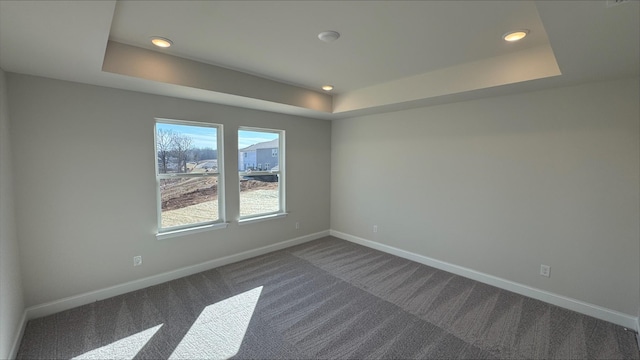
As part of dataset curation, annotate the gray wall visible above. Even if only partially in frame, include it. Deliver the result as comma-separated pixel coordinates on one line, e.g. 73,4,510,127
0,68,24,357
8,74,331,307
5,71,639,342
331,77,640,316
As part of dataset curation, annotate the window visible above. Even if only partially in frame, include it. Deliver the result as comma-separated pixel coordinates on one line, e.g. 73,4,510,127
238,128,284,220
155,119,224,233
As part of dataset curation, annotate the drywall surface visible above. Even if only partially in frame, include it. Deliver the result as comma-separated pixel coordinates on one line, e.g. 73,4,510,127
331,77,640,316
8,74,331,307
103,41,333,113
0,68,24,357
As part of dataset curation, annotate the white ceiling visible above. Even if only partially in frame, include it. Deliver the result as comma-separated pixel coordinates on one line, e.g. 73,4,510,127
0,0,638,120
109,1,549,93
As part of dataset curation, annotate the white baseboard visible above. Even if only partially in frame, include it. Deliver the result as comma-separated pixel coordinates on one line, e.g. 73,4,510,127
25,230,329,321
636,316,640,350
330,230,639,330
9,310,27,359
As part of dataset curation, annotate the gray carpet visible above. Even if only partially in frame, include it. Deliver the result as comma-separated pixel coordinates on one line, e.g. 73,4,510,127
17,236,640,359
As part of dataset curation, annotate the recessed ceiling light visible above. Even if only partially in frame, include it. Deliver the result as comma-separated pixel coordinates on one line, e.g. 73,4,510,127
503,30,529,42
318,31,340,43
150,36,173,48
322,85,334,91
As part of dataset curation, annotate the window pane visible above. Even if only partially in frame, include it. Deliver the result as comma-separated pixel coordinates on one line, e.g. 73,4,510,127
160,176,218,228
156,123,218,175
240,177,279,217
238,129,282,218
156,120,223,232
238,130,279,172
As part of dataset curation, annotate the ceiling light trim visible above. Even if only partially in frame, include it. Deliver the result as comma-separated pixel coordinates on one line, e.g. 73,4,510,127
503,30,529,42
150,36,173,48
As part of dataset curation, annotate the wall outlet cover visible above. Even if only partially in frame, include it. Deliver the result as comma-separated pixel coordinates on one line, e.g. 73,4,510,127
133,256,143,267
540,264,550,277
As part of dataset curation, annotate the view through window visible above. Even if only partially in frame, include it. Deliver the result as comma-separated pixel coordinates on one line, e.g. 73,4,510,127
238,128,284,219
156,120,223,231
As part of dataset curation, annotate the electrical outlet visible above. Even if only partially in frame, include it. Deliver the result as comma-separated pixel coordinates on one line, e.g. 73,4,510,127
295,222,300,230
373,225,378,233
540,264,550,277
133,255,143,267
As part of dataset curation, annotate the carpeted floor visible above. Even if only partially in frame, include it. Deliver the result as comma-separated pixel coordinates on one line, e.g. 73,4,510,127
17,236,640,359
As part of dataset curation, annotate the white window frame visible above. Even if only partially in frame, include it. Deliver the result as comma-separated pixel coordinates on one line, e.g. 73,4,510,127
155,118,225,237
238,127,286,223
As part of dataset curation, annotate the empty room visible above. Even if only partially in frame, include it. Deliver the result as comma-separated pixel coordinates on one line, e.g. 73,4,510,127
1,1,639,359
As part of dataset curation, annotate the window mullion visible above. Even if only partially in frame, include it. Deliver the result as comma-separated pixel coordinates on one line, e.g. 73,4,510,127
158,172,218,179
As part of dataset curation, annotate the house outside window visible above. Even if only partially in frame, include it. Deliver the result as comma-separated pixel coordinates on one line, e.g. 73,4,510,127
155,119,224,233
238,128,284,220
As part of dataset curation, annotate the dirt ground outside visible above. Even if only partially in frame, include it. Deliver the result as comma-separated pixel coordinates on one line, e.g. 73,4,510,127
160,177,279,228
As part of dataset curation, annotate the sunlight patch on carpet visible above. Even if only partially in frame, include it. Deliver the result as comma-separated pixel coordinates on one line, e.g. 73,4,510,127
72,324,163,359
169,286,263,359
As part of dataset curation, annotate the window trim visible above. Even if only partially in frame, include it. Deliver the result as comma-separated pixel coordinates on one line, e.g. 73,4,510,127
238,126,285,221
155,118,225,235
237,212,287,225
156,222,229,240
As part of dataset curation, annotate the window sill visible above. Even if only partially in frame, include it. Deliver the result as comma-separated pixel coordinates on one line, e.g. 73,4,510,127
156,222,228,240
238,212,288,225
